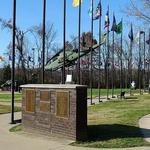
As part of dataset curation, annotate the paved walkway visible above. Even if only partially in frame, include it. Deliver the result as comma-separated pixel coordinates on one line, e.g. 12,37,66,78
139,114,150,143
0,112,149,150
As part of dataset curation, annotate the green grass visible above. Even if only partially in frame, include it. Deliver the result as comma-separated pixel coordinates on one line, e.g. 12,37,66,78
87,88,141,98
72,94,150,148
0,104,21,114
9,124,22,132
0,92,22,102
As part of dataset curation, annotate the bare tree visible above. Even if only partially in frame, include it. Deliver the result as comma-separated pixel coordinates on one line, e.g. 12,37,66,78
29,22,57,64
124,0,150,23
0,18,28,83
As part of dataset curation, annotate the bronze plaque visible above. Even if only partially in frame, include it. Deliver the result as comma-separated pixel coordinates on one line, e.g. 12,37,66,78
40,102,50,112
56,91,69,118
26,89,35,113
40,91,50,101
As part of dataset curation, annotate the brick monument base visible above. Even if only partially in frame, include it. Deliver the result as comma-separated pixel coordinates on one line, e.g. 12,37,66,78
20,84,87,141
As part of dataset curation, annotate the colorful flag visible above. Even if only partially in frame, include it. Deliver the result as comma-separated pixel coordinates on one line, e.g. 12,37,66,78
93,1,102,20
104,9,110,28
73,0,82,7
81,59,89,65
115,21,122,34
111,14,117,32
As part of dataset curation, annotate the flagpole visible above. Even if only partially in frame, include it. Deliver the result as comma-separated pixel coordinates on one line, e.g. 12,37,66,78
148,29,150,90
90,0,94,105
143,31,146,92
98,0,102,102
77,0,81,84
129,23,133,96
62,0,66,84
42,0,46,84
138,32,142,95
111,12,115,98
11,0,16,124
106,5,110,100
120,18,123,95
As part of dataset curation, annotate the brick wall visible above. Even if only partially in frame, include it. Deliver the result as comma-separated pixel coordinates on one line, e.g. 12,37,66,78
22,85,87,140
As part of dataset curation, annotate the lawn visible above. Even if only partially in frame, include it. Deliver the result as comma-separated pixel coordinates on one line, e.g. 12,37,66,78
0,104,21,114
72,94,150,148
0,92,22,102
87,88,141,98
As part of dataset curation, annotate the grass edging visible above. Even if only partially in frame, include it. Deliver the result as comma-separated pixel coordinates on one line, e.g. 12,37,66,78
9,124,22,132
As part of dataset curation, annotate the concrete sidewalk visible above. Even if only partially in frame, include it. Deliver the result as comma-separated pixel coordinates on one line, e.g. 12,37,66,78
0,112,150,150
139,114,150,143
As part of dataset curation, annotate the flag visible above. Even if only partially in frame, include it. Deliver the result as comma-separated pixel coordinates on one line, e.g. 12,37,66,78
73,0,82,7
115,21,122,34
128,24,134,41
9,55,12,61
28,56,32,62
19,56,23,61
81,59,89,65
104,9,109,28
146,39,150,45
145,59,150,64
111,14,117,32
93,1,102,20
0,56,4,62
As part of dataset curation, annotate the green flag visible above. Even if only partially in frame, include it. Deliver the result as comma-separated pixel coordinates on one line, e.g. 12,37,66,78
115,21,122,34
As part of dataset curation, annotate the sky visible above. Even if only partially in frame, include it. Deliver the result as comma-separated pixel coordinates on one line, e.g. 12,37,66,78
0,0,137,61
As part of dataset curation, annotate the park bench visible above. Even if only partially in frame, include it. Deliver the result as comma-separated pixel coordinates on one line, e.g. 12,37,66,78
117,91,125,99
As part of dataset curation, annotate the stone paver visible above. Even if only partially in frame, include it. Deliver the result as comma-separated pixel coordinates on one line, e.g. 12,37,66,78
0,112,149,150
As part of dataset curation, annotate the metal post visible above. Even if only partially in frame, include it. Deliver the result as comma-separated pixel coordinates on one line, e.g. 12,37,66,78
106,6,110,100
129,24,133,95
143,32,146,92
148,30,150,90
139,32,142,95
77,0,81,84
120,19,123,95
42,0,46,84
98,0,102,102
111,17,115,98
62,0,66,84
90,0,94,105
11,0,16,124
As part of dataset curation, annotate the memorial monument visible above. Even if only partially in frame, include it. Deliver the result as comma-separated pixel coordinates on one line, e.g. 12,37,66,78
21,84,87,140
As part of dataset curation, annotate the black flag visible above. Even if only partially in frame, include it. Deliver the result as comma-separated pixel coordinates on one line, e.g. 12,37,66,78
111,14,117,32
128,24,134,41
